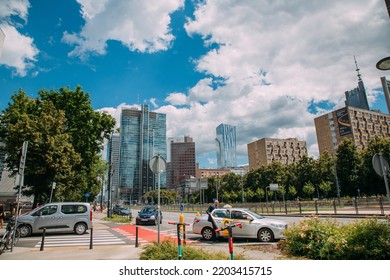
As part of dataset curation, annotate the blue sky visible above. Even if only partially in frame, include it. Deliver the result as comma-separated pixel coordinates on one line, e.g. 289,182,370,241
1,0,390,168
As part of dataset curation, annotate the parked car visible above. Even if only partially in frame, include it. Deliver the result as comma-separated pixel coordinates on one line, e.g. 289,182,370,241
192,208,288,242
113,205,132,217
16,202,92,237
135,206,162,225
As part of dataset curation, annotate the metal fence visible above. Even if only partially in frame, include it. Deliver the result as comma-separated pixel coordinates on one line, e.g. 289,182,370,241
159,197,390,216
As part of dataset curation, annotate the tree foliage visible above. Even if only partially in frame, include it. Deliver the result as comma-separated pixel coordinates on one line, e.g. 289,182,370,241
0,87,116,205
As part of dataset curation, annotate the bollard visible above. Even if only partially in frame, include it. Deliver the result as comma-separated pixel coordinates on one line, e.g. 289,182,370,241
298,202,302,214
215,222,242,260
333,199,337,214
379,198,384,215
177,224,183,260
315,200,318,215
179,213,186,245
135,226,139,248
89,228,93,249
169,221,189,260
40,228,46,251
354,199,359,214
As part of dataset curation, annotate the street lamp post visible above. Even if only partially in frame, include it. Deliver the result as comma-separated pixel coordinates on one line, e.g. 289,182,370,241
241,175,244,207
107,164,113,218
49,182,56,203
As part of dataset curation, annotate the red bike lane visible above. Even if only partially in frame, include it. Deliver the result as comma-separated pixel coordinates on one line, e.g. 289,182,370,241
115,224,176,244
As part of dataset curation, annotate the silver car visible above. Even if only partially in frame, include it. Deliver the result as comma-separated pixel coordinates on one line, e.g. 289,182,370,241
16,202,92,237
192,208,287,242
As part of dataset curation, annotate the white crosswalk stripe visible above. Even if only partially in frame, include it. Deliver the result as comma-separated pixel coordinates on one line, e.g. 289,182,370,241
34,230,126,248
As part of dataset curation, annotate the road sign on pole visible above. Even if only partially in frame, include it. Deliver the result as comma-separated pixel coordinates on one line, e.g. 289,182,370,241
372,153,390,204
149,154,166,244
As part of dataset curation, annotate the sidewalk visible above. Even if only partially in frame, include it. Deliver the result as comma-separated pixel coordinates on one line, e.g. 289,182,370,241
0,211,144,260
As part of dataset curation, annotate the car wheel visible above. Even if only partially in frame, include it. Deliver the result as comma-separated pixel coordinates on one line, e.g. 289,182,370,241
74,222,87,235
257,228,274,242
201,227,215,241
18,224,32,237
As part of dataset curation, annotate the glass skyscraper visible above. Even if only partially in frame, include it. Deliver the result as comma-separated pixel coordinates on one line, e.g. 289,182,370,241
107,133,120,204
119,105,167,203
215,123,237,168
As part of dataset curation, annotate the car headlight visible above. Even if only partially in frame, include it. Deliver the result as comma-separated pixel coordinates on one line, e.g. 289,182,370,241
271,223,286,229
150,215,155,219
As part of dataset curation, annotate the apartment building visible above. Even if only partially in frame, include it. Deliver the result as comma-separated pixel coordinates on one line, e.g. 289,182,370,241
247,137,308,169
315,106,390,156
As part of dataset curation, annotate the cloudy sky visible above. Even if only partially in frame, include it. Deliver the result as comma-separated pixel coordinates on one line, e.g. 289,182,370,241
1,0,390,168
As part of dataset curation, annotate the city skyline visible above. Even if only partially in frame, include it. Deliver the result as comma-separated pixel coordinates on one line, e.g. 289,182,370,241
1,0,390,168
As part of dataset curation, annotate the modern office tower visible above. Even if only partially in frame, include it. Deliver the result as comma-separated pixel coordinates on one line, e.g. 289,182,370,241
166,136,196,196
215,123,237,168
314,106,390,156
119,105,167,203
344,57,370,110
247,138,308,169
107,133,120,204
380,76,390,114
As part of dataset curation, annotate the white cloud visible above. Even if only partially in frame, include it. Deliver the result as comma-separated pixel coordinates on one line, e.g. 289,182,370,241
63,0,184,58
165,92,188,106
0,24,39,77
96,0,390,167
173,0,389,164
0,0,30,22
0,0,38,77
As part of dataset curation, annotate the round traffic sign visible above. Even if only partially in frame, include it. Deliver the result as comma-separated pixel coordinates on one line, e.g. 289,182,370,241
149,155,166,174
372,153,389,177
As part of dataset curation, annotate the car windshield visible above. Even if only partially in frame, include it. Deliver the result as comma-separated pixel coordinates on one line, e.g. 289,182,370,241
141,207,156,213
244,209,264,219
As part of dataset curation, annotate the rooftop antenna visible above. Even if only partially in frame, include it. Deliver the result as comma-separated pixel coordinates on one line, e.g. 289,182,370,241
354,55,362,82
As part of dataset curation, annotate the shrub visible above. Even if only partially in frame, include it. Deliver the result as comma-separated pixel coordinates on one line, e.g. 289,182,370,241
140,240,245,260
279,216,390,260
343,218,390,260
279,216,342,259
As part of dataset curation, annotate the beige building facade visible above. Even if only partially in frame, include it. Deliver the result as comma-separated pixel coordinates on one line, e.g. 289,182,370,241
247,137,308,169
314,106,390,156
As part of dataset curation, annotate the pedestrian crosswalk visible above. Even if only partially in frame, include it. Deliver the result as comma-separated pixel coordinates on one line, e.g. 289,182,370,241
113,228,149,245
34,230,127,248
113,225,201,245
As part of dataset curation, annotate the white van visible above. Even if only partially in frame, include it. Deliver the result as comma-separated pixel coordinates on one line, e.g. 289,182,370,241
17,202,92,237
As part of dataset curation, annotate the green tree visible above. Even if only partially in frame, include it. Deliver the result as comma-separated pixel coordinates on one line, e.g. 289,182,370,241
287,185,298,199
360,136,390,196
315,152,336,196
335,138,362,197
319,181,333,198
0,87,115,204
302,182,315,198
291,155,316,197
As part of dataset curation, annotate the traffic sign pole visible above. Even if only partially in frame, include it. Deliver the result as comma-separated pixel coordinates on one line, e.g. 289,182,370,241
379,154,390,204
149,154,166,245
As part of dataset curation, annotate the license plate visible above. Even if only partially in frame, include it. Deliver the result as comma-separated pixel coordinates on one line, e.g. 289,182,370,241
141,219,148,221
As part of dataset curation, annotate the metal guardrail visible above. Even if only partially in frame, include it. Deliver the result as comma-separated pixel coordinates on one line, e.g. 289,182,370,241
157,197,390,216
